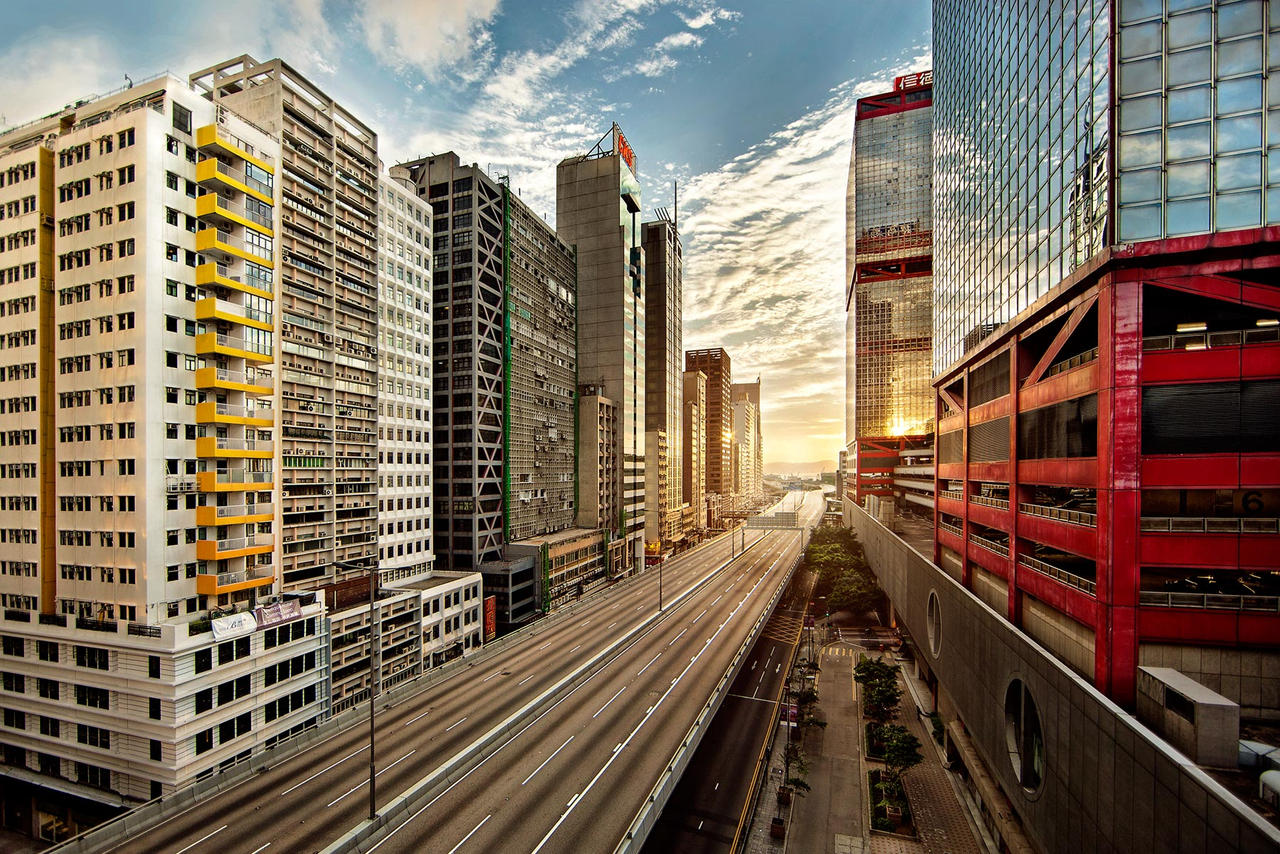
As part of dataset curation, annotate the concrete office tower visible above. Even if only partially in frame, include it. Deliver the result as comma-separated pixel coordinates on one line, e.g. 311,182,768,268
643,430,668,549
191,56,381,592
0,75,325,823
376,175,433,583
685,348,732,508
843,71,934,510
557,125,646,572
731,381,762,501
682,370,707,537
642,216,684,549
392,154,581,626
933,1,1280,709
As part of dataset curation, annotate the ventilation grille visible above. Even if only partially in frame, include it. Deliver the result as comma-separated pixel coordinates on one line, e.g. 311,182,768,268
1142,380,1280,455
1019,394,1098,459
938,429,963,464
969,416,1010,462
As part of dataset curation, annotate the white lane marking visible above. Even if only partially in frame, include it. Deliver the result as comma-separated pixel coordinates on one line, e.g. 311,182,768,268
593,686,626,718
750,659,757,670
692,609,707,624
667,627,687,647
638,652,662,675
249,845,271,854
518,674,535,686
327,750,416,807
404,707,432,727
714,781,719,791
523,736,575,786
447,814,491,854
280,745,367,795
173,825,226,854
445,716,467,732
698,820,704,831
711,594,722,606
579,619,591,627
606,622,617,630
482,671,500,683
569,644,581,654
538,642,552,651
531,558,780,854
775,664,781,674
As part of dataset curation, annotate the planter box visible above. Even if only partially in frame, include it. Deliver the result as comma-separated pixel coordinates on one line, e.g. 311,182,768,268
770,817,786,839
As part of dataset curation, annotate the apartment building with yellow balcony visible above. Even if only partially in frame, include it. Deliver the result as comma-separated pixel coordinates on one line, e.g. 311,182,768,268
0,76,325,842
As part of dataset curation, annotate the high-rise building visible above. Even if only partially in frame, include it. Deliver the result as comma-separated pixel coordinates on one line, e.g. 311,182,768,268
642,217,684,549
557,125,647,573
682,369,707,536
932,0,1280,708
685,348,732,510
191,56,381,593
376,175,433,583
393,154,582,626
0,73,326,823
731,381,762,501
843,71,935,509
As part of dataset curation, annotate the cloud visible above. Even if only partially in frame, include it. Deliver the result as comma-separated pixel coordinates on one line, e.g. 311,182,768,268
359,0,503,77
679,50,932,463
0,31,119,132
630,23,706,78
679,6,741,29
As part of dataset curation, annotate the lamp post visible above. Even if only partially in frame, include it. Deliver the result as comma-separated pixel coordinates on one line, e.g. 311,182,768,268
335,559,379,821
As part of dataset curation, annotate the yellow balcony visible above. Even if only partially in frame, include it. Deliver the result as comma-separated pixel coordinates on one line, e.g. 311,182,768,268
195,157,273,206
196,502,274,526
195,228,273,268
195,297,273,332
195,331,273,363
197,470,276,493
195,400,274,427
195,366,273,395
196,533,274,562
195,436,274,459
195,566,276,597
195,125,275,175
195,263,273,300
195,193,274,237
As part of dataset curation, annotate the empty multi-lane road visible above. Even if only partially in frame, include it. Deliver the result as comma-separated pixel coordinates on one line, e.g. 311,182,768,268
101,490,821,854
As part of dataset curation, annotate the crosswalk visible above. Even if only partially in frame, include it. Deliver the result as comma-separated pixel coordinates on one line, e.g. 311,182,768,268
822,646,858,657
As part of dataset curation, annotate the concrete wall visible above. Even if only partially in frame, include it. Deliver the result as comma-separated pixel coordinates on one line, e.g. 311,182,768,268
848,503,1280,854
1140,644,1280,722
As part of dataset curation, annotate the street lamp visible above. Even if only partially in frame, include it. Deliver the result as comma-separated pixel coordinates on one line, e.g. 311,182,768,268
335,559,379,821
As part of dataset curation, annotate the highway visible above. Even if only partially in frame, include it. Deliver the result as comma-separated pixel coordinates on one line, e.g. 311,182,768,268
105,490,824,854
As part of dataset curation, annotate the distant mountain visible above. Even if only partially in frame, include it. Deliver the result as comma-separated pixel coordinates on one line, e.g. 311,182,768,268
764,460,836,477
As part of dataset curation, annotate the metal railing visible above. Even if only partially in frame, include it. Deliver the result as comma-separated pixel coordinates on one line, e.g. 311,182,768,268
199,566,274,587
970,533,1010,557
938,490,964,502
208,437,274,453
938,521,963,537
212,367,272,389
1139,591,1280,612
203,533,274,552
971,494,1010,510
210,195,273,229
213,333,272,356
208,470,273,485
204,503,274,519
1019,555,1096,595
1043,346,1098,378
205,297,273,326
165,475,197,493
1142,326,1280,351
1020,503,1097,527
1140,516,1279,534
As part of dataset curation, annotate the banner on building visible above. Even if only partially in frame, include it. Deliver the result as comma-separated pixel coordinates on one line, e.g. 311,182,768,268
484,596,497,642
211,611,258,640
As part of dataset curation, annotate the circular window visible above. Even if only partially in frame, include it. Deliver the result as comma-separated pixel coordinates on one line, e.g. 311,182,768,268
1004,678,1045,795
926,590,942,659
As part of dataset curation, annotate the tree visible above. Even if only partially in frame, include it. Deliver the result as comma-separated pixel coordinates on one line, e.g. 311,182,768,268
829,571,882,616
855,658,902,727
880,724,923,786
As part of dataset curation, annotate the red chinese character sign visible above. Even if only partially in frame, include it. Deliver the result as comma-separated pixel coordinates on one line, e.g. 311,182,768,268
893,70,934,92
614,125,636,173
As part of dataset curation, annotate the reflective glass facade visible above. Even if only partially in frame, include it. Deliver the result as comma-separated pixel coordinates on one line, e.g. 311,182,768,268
845,82,934,443
1115,0,1279,242
933,0,1112,372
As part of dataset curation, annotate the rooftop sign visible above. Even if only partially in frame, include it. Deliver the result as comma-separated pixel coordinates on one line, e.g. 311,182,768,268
894,70,933,92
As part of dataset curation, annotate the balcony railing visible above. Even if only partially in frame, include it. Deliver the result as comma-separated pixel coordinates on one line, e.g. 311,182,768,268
207,437,274,454
199,566,274,587
938,521,963,537
1020,503,1098,527
1139,591,1280,612
204,533,274,552
1142,326,1280,352
165,475,198,493
202,401,272,419
212,332,272,357
970,533,1010,557
1043,347,1099,378
206,158,272,197
971,494,1010,511
209,367,273,389
201,503,274,520
1019,555,1096,595
1140,516,1279,534
206,470,273,485
209,195,273,229
200,296,273,326
205,262,273,295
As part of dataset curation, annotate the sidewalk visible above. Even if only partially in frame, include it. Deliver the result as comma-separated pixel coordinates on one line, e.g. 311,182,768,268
742,640,984,854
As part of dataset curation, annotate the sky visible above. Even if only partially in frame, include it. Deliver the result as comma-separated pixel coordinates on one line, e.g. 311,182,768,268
0,0,932,467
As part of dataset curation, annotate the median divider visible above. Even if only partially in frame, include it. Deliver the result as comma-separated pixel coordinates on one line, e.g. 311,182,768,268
324,533,773,854
613,529,808,854
48,533,762,854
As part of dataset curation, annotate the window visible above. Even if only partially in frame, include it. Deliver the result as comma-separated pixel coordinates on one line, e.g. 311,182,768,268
76,762,110,790
37,640,57,662
194,648,212,673
151,739,162,761
74,685,109,709
3,707,26,729
149,697,161,720
117,128,135,148
37,678,58,700
1,636,22,657
1,672,23,693
40,716,59,738
77,723,110,749
217,637,250,665
173,103,192,134
149,656,160,679
194,688,213,714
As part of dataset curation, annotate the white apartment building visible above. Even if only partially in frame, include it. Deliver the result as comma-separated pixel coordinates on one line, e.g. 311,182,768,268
377,175,432,583
0,76,327,840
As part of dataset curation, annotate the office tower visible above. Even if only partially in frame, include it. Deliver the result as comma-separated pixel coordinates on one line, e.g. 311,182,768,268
642,216,684,549
933,1,1279,708
191,56,381,593
643,429,668,551
0,75,326,821
557,125,646,573
843,71,935,510
682,370,707,536
685,348,732,504
393,154,583,626
376,175,433,583
731,381,762,501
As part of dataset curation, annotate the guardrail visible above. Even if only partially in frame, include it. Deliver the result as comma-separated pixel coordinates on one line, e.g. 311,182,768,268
1138,591,1280,612
1018,555,1096,595
1139,516,1279,534
970,533,1010,557
1020,502,1097,527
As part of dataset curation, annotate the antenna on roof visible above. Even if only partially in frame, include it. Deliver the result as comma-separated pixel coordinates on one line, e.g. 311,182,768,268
124,74,133,88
